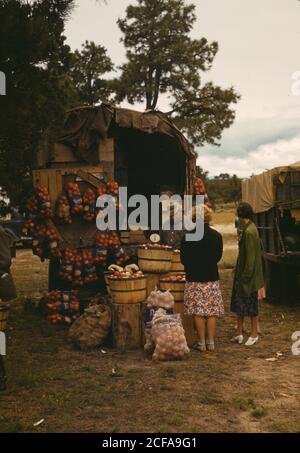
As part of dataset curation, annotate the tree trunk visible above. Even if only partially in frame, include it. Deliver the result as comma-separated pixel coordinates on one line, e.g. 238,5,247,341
146,67,154,110
150,69,161,110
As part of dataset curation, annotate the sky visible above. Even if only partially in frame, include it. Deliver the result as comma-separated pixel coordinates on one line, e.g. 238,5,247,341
65,0,300,177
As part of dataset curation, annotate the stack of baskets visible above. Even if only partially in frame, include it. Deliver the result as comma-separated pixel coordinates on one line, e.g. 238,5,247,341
106,273,147,350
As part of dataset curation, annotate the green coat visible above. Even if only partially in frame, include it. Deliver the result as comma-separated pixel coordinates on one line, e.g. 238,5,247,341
236,221,264,298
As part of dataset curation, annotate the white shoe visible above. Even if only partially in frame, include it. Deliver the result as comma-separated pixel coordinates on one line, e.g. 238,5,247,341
231,335,244,344
245,336,259,346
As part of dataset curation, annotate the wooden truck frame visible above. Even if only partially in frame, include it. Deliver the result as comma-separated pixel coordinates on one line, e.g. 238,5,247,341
242,162,300,304
33,105,197,292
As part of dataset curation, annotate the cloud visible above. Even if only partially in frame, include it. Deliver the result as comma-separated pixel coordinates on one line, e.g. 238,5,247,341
198,134,300,178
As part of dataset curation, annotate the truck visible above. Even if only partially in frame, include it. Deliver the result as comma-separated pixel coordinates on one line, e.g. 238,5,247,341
32,104,197,293
242,161,300,304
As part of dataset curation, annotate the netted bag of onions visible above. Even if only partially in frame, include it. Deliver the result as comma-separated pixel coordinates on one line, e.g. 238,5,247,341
143,290,174,353
156,290,174,310
151,309,190,361
145,289,174,310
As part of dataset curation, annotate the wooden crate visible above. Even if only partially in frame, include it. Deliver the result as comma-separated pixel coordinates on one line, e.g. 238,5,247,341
32,165,107,207
32,166,107,248
112,302,143,350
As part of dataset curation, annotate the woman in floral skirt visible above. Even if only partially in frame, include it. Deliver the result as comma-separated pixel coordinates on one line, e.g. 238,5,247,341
180,206,224,351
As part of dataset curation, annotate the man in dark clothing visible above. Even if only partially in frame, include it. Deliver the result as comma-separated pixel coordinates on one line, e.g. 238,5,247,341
0,225,17,392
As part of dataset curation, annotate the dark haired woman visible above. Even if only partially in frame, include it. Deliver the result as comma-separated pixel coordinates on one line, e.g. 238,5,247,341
231,202,264,346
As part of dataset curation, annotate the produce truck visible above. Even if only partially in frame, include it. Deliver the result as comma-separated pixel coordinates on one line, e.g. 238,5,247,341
30,104,197,293
242,161,300,304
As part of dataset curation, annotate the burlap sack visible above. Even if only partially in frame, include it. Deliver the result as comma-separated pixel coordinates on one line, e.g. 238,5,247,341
69,304,111,351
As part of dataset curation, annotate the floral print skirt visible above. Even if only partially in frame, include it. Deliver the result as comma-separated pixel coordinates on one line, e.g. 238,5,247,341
184,281,224,317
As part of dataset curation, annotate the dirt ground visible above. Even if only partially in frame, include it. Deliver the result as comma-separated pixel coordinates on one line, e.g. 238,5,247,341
1,230,300,432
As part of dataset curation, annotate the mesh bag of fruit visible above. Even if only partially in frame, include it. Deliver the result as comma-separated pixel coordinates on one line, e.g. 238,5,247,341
45,290,80,325
94,245,108,266
82,251,98,284
66,183,83,214
151,309,190,361
106,181,119,197
26,196,38,217
110,246,129,267
36,186,53,218
59,248,76,282
94,233,109,266
72,253,84,286
145,289,174,310
143,291,174,353
83,188,96,222
45,227,61,258
56,195,72,224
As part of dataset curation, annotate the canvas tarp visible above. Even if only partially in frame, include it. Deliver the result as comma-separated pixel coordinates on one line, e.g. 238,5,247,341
242,161,300,213
57,104,196,165
53,104,197,194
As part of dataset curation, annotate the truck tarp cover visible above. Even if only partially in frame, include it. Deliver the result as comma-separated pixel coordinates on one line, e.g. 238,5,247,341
242,161,300,213
58,104,196,165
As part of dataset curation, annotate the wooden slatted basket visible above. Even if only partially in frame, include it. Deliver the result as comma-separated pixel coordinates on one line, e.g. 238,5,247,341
120,229,147,245
108,276,147,304
137,247,173,273
104,271,113,295
159,277,186,303
169,250,185,275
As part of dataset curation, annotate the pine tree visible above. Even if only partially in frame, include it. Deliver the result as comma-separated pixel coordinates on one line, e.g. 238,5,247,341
116,0,240,146
70,41,114,105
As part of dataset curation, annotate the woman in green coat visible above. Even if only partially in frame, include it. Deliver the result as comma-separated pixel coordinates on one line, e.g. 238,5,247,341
231,203,264,346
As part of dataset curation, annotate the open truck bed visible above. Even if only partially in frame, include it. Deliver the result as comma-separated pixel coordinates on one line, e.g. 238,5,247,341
242,161,300,304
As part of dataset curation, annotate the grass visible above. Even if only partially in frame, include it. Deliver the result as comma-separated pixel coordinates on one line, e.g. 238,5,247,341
163,415,184,427
219,248,238,270
0,421,23,433
234,398,256,411
251,407,268,419
213,207,236,225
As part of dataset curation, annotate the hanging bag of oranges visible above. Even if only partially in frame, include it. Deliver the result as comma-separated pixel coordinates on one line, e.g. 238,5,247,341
66,182,83,215
83,188,96,222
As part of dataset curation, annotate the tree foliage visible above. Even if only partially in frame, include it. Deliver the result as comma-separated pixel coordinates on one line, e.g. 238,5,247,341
69,40,114,105
116,0,240,146
196,166,242,206
0,0,77,210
